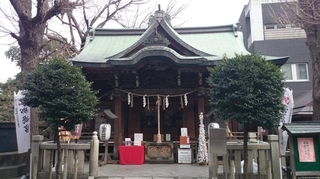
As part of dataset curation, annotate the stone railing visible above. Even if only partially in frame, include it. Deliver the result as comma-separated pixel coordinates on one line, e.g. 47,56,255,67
30,132,99,179
210,135,281,179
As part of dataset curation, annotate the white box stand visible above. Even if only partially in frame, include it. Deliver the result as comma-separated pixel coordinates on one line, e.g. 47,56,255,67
181,128,188,136
180,144,190,148
178,148,192,164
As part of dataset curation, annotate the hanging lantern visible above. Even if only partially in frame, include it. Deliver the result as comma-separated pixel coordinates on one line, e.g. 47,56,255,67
184,93,188,106
143,94,147,107
165,95,169,108
128,92,131,105
99,124,111,141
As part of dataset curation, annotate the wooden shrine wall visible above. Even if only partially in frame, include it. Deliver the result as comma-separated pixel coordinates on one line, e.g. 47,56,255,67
125,98,197,142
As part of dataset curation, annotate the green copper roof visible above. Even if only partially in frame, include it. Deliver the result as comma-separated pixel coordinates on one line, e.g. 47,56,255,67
180,32,249,58
75,35,141,63
74,28,248,62
282,123,320,134
73,10,288,67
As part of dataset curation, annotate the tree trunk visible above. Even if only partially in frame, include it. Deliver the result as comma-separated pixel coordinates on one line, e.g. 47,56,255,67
21,38,42,135
20,38,42,135
11,0,49,135
243,123,249,179
301,2,320,121
306,32,320,121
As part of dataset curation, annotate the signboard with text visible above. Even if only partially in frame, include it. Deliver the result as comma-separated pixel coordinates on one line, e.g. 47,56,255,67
298,138,316,162
293,136,320,172
14,90,30,154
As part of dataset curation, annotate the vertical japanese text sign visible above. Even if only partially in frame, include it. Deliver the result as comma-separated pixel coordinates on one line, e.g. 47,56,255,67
14,90,30,153
279,88,294,155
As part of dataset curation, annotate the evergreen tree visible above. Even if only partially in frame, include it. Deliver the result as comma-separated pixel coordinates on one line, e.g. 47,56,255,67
197,112,208,165
0,77,21,122
207,53,285,179
22,58,98,179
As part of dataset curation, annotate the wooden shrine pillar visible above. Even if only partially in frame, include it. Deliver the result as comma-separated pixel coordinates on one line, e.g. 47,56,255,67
198,97,205,116
113,96,122,159
197,87,205,116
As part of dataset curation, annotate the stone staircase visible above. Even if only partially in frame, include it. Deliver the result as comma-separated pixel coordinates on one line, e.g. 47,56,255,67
0,151,28,178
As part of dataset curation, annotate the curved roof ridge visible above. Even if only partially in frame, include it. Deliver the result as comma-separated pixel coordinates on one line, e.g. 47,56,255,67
159,19,214,57
108,10,214,59
107,21,158,59
107,46,209,66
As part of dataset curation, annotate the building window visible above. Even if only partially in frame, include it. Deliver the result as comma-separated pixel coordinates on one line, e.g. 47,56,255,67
281,63,309,81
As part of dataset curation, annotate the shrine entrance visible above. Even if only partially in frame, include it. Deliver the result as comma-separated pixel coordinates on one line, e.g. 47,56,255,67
72,8,288,163
125,91,197,142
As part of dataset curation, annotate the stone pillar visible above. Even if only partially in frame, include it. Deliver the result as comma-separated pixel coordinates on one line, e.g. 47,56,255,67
89,131,99,177
31,135,43,179
268,135,281,179
230,160,235,179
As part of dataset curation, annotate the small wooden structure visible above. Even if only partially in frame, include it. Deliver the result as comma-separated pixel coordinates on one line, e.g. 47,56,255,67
282,122,320,179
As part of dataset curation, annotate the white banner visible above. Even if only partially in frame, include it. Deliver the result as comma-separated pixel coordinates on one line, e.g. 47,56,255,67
279,88,294,156
14,90,30,154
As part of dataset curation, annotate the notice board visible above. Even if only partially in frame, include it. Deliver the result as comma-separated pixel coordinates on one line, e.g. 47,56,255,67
293,136,320,171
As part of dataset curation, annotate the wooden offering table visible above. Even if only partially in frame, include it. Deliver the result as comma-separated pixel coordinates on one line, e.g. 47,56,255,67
145,142,174,164
119,146,144,165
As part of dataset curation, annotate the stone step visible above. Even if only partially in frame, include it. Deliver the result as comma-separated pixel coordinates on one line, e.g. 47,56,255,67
0,152,27,167
0,163,27,179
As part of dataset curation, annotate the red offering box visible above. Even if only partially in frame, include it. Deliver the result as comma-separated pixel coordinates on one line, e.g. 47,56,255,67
180,136,189,144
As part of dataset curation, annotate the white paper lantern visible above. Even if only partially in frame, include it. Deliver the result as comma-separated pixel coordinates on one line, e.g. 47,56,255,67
99,124,111,141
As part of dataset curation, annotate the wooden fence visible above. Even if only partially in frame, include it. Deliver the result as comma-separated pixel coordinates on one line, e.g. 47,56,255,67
210,135,282,179
30,132,283,179
30,132,99,179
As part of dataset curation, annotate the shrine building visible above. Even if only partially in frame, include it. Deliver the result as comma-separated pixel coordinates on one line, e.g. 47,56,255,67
72,9,288,159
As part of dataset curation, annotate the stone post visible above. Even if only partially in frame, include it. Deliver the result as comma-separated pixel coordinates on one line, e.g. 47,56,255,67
230,160,235,179
89,131,99,177
62,148,68,179
208,123,223,178
31,135,43,179
268,135,281,179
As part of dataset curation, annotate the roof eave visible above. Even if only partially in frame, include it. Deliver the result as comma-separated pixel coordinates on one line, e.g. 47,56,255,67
265,56,290,66
281,122,320,135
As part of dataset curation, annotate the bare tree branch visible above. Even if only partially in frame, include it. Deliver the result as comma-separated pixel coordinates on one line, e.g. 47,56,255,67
270,0,320,28
1,0,190,66
112,0,190,28
270,0,320,121
38,1,82,24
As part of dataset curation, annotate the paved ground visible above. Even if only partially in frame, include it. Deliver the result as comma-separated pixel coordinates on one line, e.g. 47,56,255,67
85,163,222,179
